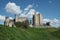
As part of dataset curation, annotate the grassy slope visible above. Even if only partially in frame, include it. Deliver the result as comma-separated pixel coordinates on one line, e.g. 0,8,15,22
0,25,60,40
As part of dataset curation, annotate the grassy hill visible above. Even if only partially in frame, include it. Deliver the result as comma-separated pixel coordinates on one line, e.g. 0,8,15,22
0,25,60,40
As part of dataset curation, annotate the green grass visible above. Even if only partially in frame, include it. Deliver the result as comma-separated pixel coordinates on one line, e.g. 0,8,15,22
0,25,60,40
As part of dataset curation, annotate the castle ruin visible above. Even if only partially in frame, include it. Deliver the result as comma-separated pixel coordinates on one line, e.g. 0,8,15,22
33,13,43,26
4,12,43,27
4,14,27,27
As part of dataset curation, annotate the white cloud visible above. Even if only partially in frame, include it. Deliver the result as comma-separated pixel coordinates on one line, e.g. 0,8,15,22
26,9,35,18
0,15,5,21
36,12,40,14
20,9,36,18
0,15,13,21
22,10,28,14
43,19,51,23
9,17,13,20
23,5,33,15
19,4,33,17
24,5,33,11
20,14,26,17
0,15,13,24
27,9,35,15
43,18,60,23
49,1,52,3
52,18,60,23
5,2,22,14
43,18,60,27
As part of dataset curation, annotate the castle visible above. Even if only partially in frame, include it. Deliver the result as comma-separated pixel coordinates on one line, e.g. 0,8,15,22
4,13,43,27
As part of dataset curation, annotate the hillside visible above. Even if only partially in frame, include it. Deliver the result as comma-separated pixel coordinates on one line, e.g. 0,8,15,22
0,25,60,40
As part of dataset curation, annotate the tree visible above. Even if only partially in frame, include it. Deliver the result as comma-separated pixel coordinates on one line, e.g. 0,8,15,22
46,22,50,26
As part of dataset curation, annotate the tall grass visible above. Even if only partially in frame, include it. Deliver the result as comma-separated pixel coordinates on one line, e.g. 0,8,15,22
0,25,60,40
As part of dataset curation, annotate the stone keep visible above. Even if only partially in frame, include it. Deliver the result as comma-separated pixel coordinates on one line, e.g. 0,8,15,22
33,13,43,26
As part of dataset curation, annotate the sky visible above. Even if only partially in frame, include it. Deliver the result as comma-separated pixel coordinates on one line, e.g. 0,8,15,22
0,0,60,27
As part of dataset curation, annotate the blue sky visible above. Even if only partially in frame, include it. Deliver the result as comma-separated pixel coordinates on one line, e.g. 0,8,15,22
0,0,60,27
0,0,60,19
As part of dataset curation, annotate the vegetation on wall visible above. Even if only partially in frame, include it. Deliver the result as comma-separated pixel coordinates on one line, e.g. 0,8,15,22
15,20,29,28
